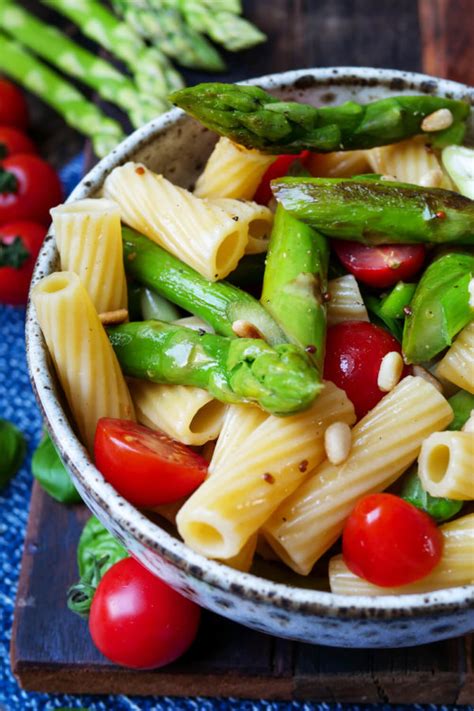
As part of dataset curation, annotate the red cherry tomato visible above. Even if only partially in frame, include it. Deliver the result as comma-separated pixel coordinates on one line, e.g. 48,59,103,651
0,154,63,225
343,493,444,587
333,240,426,288
94,418,208,507
0,126,36,159
324,321,410,419
0,221,47,305
0,79,29,130
89,557,201,669
254,151,309,204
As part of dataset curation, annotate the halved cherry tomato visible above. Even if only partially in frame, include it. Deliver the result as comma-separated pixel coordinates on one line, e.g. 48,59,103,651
0,126,36,159
0,79,29,130
0,221,47,305
0,154,62,225
323,321,410,419
333,240,426,288
254,151,309,204
343,493,444,587
94,419,208,507
89,557,201,669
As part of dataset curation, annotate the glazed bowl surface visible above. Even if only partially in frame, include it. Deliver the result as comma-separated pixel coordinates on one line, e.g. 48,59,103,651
26,67,474,648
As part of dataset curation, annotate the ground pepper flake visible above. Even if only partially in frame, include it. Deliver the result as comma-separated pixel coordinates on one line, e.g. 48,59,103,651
298,459,308,472
263,472,275,484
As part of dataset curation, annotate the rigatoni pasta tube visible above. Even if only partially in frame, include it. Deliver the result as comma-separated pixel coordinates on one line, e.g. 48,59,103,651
209,403,268,474
436,322,474,394
329,514,474,595
208,198,273,255
307,150,370,178
217,534,257,573
263,376,453,575
194,137,275,199
418,431,474,500
366,136,450,188
32,272,135,453
130,381,226,446
51,198,127,313
176,381,356,559
102,162,247,281
327,275,369,326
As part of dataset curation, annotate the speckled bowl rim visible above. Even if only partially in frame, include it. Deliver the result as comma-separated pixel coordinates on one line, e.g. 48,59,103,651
26,67,474,622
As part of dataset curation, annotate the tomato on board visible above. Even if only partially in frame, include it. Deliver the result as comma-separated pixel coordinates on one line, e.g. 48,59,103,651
323,321,410,419
0,221,47,305
343,493,444,587
254,151,309,204
0,154,62,225
0,79,29,130
89,557,201,669
94,419,208,507
333,240,426,288
0,126,36,159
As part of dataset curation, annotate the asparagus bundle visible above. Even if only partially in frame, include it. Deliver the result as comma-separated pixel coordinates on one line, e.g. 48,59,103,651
0,2,164,129
108,320,321,415
272,178,474,245
122,227,286,346
261,205,329,372
170,83,470,153
178,0,266,51
42,0,184,96
402,252,474,364
0,33,124,157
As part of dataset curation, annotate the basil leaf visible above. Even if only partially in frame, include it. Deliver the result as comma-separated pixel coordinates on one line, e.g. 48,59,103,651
31,434,81,504
0,419,26,489
77,516,128,579
401,465,463,523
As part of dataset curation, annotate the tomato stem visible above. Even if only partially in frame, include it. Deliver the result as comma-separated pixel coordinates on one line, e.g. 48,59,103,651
0,167,18,193
0,236,30,269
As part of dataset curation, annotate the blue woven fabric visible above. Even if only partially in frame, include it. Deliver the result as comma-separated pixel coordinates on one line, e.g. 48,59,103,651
0,154,467,710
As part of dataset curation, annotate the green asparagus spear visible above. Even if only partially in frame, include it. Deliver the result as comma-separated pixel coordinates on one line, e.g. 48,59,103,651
402,253,474,364
379,282,417,320
170,83,470,153
179,0,266,51
122,227,286,346
442,145,474,199
140,289,181,322
108,320,321,415
447,390,474,431
261,205,329,372
272,178,474,245
0,1,163,129
0,33,124,157
364,294,403,342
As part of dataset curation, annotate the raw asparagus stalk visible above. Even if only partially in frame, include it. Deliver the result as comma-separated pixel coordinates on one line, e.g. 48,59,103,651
111,0,225,71
122,227,286,345
272,178,474,245
402,253,474,364
261,205,329,372
0,1,163,129
42,0,184,96
179,0,266,51
170,83,470,153
0,33,124,157
108,320,321,415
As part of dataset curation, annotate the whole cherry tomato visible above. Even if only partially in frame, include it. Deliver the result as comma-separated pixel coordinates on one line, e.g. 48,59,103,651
343,493,444,587
0,79,29,130
89,557,201,669
0,126,36,159
323,321,410,419
94,419,208,507
0,221,47,305
0,154,62,225
333,240,426,288
254,151,309,204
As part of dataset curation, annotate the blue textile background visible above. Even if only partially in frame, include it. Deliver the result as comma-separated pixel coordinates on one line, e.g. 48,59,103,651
0,155,468,710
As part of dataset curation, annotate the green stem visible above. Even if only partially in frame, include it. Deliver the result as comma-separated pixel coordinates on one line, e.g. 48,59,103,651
0,236,29,269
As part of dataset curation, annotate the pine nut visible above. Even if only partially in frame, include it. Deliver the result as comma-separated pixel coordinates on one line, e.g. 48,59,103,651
419,168,444,188
377,351,404,392
462,412,474,433
324,421,352,465
99,308,128,325
412,365,444,393
421,108,454,132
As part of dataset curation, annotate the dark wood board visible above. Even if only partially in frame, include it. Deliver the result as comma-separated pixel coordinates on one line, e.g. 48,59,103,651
11,483,474,702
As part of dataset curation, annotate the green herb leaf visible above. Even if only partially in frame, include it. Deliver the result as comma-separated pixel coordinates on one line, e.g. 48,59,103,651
31,434,81,503
0,419,26,489
78,516,128,579
0,236,30,269
0,168,18,193
400,465,463,523
448,390,474,431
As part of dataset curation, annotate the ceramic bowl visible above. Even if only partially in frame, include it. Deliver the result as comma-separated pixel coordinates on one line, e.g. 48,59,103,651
26,67,474,648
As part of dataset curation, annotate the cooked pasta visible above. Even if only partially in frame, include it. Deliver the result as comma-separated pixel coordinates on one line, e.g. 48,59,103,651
327,274,369,326
435,322,474,394
32,271,135,453
329,514,474,595
366,136,451,188
176,381,356,559
102,162,247,281
194,137,275,199
418,431,474,500
209,403,269,474
263,376,453,575
51,199,127,314
218,534,258,573
208,198,274,254
307,150,370,177
130,380,226,446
